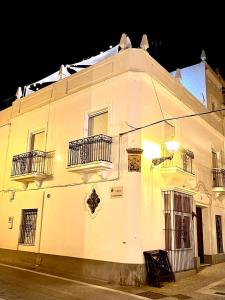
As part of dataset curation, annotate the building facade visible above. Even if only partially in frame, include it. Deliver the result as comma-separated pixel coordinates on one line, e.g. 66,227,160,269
0,46,225,285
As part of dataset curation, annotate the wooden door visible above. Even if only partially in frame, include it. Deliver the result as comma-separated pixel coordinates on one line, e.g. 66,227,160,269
196,207,204,263
216,215,223,253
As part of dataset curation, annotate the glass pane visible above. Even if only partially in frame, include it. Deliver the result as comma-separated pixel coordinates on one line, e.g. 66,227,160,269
31,131,45,151
175,215,182,249
88,112,108,136
165,213,171,250
164,191,171,211
183,216,190,248
183,196,191,213
212,151,218,168
174,192,182,212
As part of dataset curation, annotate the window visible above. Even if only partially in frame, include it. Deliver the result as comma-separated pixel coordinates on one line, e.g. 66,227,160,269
182,149,194,173
30,131,45,151
88,111,108,136
27,131,45,173
164,191,192,250
19,209,38,245
212,150,218,168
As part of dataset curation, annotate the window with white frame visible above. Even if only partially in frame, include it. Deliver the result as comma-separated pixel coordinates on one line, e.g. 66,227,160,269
212,150,218,168
19,209,38,245
88,110,108,136
164,191,193,250
30,131,45,151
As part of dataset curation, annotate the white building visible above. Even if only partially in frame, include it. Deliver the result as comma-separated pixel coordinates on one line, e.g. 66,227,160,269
0,38,225,285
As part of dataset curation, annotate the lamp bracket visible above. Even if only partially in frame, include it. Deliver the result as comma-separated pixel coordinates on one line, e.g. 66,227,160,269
152,156,172,166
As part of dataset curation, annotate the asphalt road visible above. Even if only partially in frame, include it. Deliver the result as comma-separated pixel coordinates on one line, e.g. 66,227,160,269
0,264,146,300
2,262,225,300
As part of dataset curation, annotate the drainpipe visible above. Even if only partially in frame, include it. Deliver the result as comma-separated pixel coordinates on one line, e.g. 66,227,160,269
2,123,11,190
36,191,45,266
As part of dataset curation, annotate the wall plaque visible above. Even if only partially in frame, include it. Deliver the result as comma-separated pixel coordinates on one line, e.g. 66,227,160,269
126,148,143,172
111,186,123,198
128,154,141,172
8,216,14,229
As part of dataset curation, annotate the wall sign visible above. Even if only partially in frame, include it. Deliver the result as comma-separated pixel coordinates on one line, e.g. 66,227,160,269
8,217,14,229
111,186,123,198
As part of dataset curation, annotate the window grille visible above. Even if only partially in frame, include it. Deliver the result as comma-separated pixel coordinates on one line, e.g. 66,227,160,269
19,209,38,245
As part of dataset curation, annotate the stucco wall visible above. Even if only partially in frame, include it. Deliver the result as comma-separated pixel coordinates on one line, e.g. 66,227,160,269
0,49,224,269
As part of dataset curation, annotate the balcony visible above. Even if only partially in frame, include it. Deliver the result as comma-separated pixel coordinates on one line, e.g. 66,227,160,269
160,148,195,187
212,168,225,195
67,134,112,180
11,150,53,188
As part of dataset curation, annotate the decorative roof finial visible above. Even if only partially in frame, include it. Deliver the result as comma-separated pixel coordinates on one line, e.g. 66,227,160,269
215,67,220,75
201,49,207,61
16,86,23,99
140,34,149,51
119,33,132,51
175,68,182,81
126,35,132,48
59,65,66,80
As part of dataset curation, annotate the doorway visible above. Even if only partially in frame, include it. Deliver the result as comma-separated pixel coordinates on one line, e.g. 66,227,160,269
196,207,204,263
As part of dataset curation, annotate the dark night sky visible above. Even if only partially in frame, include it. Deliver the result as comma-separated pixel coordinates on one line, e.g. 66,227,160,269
0,4,224,102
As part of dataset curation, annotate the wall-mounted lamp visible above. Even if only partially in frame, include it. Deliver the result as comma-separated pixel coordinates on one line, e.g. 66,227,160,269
152,139,180,166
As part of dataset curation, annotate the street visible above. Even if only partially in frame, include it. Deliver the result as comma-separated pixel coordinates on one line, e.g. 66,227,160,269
0,264,145,300
1,263,225,299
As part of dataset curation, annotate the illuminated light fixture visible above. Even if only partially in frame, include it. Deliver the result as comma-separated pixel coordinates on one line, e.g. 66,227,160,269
165,140,180,152
152,138,180,166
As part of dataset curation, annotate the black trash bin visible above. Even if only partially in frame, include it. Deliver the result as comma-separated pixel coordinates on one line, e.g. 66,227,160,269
143,250,175,287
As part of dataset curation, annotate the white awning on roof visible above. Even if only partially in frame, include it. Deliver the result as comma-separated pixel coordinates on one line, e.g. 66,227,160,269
24,45,118,96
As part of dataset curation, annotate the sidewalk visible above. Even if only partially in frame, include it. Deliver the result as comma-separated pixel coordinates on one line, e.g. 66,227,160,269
98,263,225,299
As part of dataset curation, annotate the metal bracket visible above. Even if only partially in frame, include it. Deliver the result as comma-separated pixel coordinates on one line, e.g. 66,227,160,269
152,156,172,166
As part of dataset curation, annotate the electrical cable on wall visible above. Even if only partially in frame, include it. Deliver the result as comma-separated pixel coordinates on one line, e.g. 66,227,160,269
120,107,225,136
1,107,225,193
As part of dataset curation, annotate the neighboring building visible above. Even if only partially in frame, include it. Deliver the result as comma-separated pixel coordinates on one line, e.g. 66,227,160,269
0,39,225,286
171,53,224,111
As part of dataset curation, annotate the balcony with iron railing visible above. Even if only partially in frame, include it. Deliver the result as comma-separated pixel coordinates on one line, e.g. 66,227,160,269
11,150,53,188
159,148,195,187
212,168,225,193
67,134,113,179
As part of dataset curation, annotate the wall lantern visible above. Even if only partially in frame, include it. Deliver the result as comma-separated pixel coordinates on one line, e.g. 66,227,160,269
152,138,180,166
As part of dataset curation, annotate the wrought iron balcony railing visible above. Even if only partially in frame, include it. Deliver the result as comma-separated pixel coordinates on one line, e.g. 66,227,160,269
212,168,225,187
68,134,112,167
162,148,194,174
11,150,53,177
